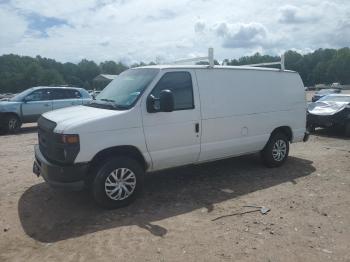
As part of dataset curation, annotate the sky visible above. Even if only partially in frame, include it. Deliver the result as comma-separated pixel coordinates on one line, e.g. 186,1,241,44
0,0,349,65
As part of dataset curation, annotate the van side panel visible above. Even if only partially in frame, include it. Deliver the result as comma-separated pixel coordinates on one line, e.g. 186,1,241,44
195,69,306,162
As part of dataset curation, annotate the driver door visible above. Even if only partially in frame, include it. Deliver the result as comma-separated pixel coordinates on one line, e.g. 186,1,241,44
142,70,201,171
21,89,53,122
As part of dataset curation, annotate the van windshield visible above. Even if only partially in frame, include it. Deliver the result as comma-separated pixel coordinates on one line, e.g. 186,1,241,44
90,68,159,110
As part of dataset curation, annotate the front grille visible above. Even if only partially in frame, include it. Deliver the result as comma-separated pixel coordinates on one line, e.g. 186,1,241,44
38,116,60,162
37,116,79,164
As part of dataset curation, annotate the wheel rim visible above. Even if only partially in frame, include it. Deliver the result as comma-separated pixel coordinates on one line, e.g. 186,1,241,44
272,139,287,161
8,118,18,130
104,168,136,201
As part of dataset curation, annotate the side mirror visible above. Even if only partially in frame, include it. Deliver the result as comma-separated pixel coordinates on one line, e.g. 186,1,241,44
159,90,174,112
23,97,29,103
146,90,175,113
146,94,157,113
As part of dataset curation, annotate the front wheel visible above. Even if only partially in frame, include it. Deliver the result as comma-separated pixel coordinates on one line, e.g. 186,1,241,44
92,157,144,209
3,115,21,134
261,133,289,168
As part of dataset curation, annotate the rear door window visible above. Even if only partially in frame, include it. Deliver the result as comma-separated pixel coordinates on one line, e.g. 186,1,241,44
50,89,82,100
50,89,66,100
66,89,82,99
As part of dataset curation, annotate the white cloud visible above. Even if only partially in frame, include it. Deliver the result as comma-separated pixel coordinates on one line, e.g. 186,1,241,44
214,22,268,48
0,6,27,47
10,0,97,20
0,0,349,63
194,19,206,33
326,20,350,48
278,5,320,24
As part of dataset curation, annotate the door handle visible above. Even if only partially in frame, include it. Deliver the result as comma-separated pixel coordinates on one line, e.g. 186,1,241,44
195,123,200,133
44,103,50,107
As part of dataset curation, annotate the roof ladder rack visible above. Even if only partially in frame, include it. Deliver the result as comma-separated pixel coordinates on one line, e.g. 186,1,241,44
242,54,285,71
170,48,285,70
171,48,215,68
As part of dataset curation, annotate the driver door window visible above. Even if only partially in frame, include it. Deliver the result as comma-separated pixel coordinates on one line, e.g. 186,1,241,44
150,72,194,111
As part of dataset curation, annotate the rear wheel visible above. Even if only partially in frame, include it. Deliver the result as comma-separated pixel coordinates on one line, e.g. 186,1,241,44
308,125,315,133
261,132,289,167
92,157,144,209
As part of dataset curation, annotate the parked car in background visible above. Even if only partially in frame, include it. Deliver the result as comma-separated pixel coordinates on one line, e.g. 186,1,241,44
88,90,102,99
0,86,91,134
307,94,350,136
331,82,341,89
312,89,341,102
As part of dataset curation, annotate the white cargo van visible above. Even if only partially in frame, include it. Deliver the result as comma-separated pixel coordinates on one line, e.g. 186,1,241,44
33,55,308,208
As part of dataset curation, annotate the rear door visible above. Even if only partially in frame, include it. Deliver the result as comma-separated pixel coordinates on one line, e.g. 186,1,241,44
21,89,53,122
142,70,201,170
52,89,82,110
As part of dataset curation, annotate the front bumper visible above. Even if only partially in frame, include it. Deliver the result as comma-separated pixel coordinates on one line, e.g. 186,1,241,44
33,145,88,190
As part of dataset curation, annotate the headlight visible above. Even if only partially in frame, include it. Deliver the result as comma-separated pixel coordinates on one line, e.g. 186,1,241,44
52,133,80,164
61,134,79,144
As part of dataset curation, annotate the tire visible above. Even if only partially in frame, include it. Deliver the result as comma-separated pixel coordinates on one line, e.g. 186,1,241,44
345,122,350,137
3,114,21,134
308,125,315,133
92,156,144,209
261,132,290,168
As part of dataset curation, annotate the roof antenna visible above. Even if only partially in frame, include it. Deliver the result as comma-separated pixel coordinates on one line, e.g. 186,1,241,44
280,54,285,71
208,47,214,68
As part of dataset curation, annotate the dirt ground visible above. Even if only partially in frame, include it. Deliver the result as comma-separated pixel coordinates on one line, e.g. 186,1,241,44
0,123,350,261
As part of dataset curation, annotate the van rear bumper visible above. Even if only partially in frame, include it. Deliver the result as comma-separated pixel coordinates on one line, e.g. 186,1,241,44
33,145,88,190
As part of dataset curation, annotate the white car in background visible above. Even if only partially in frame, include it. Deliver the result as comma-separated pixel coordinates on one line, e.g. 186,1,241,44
307,94,350,135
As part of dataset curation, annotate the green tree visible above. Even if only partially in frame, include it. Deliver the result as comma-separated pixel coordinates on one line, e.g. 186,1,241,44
39,69,65,86
77,59,101,89
1,48,350,93
100,61,118,74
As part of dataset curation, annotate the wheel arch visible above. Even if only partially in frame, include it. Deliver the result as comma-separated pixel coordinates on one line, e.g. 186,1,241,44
270,126,293,142
89,145,149,172
3,112,21,121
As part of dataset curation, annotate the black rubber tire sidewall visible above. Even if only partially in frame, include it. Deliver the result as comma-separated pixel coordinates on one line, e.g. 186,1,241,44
5,115,21,133
92,157,144,209
261,133,289,168
345,122,350,137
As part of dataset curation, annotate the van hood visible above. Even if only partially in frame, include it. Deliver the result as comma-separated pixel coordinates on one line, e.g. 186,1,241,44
307,101,349,116
42,105,138,133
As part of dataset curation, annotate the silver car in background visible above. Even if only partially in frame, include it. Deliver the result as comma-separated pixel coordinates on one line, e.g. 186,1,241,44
0,86,91,134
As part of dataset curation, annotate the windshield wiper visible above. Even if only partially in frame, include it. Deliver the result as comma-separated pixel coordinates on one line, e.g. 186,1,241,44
100,98,116,103
90,98,129,110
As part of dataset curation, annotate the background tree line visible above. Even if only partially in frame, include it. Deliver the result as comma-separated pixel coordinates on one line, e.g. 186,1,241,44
0,47,349,93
